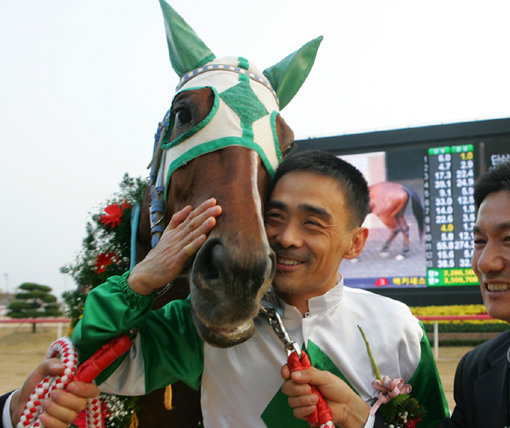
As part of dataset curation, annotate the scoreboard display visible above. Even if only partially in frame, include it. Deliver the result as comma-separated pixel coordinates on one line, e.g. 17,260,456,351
425,145,479,286
296,119,510,296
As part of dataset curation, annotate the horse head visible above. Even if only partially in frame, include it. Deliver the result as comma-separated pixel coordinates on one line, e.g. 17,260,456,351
137,0,321,348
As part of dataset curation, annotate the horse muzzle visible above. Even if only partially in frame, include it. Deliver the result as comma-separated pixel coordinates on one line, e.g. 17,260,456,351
189,237,275,347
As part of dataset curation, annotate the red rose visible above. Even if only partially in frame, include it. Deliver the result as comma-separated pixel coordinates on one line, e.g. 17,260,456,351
99,202,131,228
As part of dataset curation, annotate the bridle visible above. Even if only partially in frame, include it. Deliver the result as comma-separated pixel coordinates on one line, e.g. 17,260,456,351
147,57,284,249
176,62,278,101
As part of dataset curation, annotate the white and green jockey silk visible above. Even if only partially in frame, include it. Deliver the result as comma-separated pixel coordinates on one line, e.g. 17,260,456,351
72,273,450,428
158,56,282,202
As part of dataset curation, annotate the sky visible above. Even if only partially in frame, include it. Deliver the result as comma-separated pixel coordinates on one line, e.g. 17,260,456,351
2,0,510,299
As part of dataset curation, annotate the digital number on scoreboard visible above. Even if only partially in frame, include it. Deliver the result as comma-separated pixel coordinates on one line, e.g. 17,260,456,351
424,145,479,286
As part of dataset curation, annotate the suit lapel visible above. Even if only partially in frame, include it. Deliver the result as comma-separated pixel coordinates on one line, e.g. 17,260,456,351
474,333,510,427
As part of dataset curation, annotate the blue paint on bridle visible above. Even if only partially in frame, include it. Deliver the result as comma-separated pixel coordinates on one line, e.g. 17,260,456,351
129,109,171,268
149,108,172,250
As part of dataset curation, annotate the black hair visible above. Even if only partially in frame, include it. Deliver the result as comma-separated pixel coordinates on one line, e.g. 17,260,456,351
474,160,510,211
271,150,369,226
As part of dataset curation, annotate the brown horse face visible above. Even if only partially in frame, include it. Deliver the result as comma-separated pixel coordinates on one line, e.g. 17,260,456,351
166,88,294,347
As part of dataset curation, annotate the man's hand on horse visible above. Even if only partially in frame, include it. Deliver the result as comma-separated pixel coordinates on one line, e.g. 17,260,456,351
10,358,99,428
128,198,222,295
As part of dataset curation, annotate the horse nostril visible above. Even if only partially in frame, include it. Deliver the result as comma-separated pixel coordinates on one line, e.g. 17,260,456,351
194,238,227,286
205,242,227,281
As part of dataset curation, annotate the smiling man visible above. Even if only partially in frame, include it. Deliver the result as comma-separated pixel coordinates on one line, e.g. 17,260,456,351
72,150,448,427
265,151,448,427
264,166,368,314
440,160,510,427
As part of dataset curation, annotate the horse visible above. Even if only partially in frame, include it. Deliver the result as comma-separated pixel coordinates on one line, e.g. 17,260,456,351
127,1,322,426
368,181,424,259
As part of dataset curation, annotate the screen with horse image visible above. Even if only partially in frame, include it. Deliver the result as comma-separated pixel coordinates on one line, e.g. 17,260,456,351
295,118,510,295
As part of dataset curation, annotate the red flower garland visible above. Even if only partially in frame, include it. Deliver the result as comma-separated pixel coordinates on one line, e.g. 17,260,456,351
95,252,121,274
405,418,421,428
99,202,131,228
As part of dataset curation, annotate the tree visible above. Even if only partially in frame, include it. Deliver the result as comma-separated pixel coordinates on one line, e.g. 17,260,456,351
7,282,62,332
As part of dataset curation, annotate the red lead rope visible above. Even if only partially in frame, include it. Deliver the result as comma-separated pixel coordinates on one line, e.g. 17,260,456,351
259,305,335,428
73,334,132,383
287,350,335,428
17,334,132,428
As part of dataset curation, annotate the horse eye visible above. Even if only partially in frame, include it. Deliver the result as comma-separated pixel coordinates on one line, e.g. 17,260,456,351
175,107,192,126
282,142,295,157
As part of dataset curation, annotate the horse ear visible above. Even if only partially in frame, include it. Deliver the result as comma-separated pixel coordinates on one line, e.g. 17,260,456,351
159,0,216,77
263,36,323,110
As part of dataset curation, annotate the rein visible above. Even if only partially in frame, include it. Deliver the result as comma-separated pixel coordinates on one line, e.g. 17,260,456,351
18,335,132,428
148,122,169,249
259,299,334,428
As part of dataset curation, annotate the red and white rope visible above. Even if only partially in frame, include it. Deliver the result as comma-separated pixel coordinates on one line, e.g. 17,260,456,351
16,337,102,428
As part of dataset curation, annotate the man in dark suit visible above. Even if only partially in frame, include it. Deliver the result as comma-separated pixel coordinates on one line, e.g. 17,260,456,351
440,160,510,427
1,358,99,428
443,330,510,427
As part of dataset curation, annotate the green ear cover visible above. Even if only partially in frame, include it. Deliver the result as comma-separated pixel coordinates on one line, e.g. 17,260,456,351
159,0,216,77
263,36,323,110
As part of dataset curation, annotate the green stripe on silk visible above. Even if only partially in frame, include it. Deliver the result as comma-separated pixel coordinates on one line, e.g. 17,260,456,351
407,322,450,426
261,340,358,427
143,299,204,392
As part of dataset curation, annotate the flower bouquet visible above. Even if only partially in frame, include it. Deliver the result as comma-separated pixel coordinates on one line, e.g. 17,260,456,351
358,326,426,428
